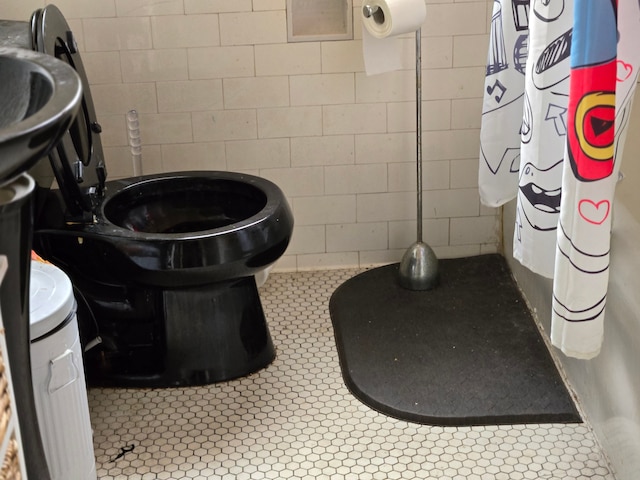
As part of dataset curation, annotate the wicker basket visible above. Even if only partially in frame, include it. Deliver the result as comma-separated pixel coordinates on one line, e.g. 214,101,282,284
0,354,10,446
0,435,21,480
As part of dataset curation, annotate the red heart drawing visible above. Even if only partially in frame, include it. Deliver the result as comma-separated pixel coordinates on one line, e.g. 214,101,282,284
578,199,610,225
617,60,633,82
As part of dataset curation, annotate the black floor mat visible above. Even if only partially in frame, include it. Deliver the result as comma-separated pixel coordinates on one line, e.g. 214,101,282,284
329,254,581,426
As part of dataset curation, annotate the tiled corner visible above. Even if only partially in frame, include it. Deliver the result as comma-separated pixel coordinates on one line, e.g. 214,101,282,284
89,269,614,480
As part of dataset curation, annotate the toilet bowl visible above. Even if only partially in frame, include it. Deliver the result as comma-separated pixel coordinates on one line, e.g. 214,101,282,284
18,5,294,387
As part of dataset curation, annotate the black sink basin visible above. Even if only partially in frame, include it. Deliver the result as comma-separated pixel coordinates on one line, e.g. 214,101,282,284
0,46,81,185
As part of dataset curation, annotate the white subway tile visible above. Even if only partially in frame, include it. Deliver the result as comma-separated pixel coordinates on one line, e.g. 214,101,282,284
355,132,413,164
0,1,46,21
252,0,286,11
258,166,324,197
223,76,290,109
355,70,414,103
161,142,226,171
291,135,354,167
157,79,223,112
325,164,387,195
185,0,252,14
151,15,220,49
422,129,481,161
323,104,386,135
321,41,365,73
388,161,450,192
255,43,321,76
387,100,451,133
83,18,152,52
286,225,325,255
192,110,257,141
115,0,184,16
389,218,450,249
290,73,355,106
326,223,388,252
103,145,162,178
92,83,157,115
187,46,255,79
98,114,128,147
453,34,490,68
138,113,193,144
356,192,416,222
296,252,360,270
450,159,480,189
423,36,454,69
424,3,487,36
226,139,290,170
103,146,134,178
292,195,357,226
271,254,297,272
359,250,404,268
121,49,188,82
258,107,323,138
450,216,500,246
219,11,287,45
83,52,122,84
423,188,480,218
451,98,483,129
52,0,116,18
424,67,485,100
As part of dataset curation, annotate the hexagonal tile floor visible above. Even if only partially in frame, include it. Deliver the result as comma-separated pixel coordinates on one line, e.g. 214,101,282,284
89,269,614,480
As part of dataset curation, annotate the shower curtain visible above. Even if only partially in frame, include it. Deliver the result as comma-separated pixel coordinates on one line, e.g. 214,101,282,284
479,0,528,206
479,0,640,359
513,0,573,278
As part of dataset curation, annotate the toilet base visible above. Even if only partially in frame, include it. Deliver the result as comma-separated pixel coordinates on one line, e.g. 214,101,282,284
76,276,276,388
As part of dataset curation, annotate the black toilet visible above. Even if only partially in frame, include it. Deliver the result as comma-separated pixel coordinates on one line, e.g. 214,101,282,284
22,5,294,387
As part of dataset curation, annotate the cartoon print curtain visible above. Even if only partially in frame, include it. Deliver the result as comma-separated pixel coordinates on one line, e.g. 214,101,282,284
479,0,640,359
478,0,528,207
514,0,572,278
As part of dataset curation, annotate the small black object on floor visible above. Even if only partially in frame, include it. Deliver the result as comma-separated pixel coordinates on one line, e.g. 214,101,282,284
329,254,582,426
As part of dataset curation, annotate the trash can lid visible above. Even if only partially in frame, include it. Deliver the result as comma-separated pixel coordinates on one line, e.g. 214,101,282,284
29,261,75,340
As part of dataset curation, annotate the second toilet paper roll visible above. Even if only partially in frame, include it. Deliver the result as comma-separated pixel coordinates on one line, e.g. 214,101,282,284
361,0,427,75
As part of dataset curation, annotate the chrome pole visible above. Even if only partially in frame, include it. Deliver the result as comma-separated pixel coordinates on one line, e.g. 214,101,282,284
416,27,423,243
398,28,439,290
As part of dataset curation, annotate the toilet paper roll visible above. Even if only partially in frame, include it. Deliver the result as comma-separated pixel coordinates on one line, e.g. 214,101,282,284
361,0,427,75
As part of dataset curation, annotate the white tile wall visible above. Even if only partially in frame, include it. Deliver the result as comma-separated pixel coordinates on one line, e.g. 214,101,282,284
219,11,287,45
92,83,158,115
224,76,289,109
187,46,255,78
258,106,323,138
1,0,499,269
83,17,152,51
161,142,226,171
226,138,290,169
156,79,224,112
120,49,188,82
115,0,183,17
255,43,321,76
151,14,220,48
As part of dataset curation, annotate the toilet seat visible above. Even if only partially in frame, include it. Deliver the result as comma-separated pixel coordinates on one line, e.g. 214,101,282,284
31,5,106,221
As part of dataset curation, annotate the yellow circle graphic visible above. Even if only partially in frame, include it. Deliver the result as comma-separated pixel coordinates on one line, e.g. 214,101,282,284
575,91,615,161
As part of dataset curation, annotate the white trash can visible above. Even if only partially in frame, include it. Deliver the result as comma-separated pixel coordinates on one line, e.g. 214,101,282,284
29,260,97,480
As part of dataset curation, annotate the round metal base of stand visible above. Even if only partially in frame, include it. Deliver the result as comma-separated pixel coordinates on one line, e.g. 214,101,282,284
398,241,439,291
